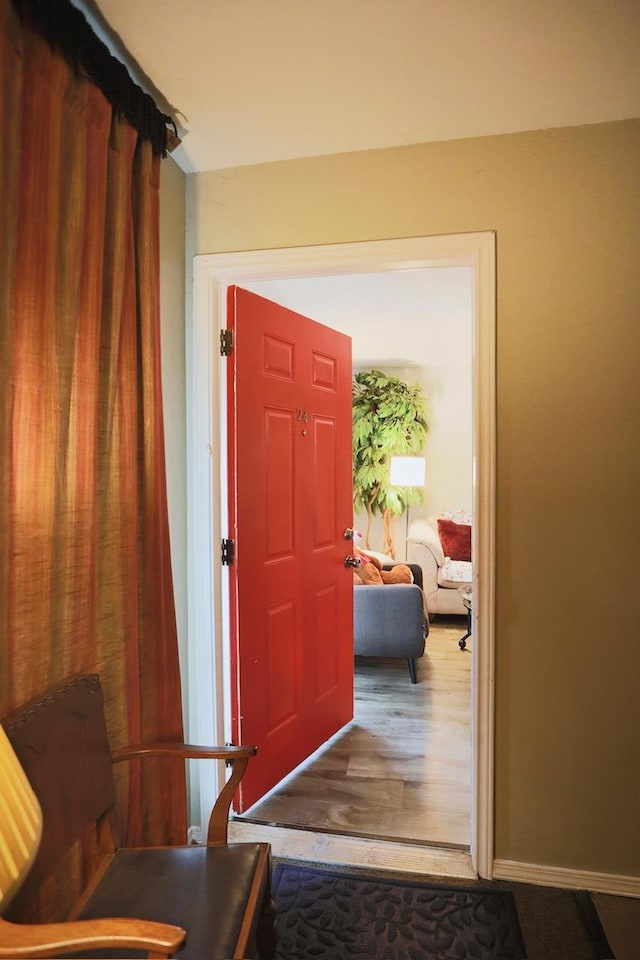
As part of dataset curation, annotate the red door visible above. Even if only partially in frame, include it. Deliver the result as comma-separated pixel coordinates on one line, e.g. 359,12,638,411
227,287,354,811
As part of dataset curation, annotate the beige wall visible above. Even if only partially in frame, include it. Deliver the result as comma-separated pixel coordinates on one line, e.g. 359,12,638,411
159,155,187,703
187,118,640,879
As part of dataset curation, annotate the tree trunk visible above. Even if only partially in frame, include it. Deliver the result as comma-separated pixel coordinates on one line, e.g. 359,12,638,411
365,505,373,549
381,508,396,560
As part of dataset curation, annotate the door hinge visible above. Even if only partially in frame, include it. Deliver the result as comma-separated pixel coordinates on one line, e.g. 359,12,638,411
220,329,234,356
221,538,235,566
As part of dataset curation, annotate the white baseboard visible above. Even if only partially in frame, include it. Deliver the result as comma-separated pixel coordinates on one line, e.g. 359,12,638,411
493,858,640,899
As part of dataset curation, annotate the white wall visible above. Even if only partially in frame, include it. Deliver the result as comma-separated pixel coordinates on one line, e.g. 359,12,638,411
243,267,473,557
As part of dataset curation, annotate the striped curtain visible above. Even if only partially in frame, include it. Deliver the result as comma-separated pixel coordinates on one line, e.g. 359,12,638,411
0,0,185,919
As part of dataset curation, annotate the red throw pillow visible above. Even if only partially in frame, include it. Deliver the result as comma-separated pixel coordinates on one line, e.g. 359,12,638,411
437,518,471,562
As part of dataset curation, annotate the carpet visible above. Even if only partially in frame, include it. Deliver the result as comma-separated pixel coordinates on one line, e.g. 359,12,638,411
272,861,615,960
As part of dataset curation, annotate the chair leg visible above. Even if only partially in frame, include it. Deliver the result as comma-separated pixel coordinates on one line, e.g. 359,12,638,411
407,657,418,683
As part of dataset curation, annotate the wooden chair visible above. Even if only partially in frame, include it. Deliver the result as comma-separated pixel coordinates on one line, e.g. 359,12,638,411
1,674,276,958
0,723,186,958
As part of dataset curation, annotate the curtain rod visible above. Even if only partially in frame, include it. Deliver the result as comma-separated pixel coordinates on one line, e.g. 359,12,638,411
11,0,177,156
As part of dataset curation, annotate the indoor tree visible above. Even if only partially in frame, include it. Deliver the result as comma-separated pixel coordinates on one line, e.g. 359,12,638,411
352,369,428,556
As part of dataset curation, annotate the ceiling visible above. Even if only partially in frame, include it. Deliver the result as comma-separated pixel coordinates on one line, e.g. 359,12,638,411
87,0,640,174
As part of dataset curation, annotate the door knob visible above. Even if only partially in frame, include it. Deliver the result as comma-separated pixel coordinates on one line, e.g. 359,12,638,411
343,528,355,540
344,555,361,568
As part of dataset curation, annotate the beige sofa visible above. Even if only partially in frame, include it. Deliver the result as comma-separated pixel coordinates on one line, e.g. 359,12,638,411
406,518,472,617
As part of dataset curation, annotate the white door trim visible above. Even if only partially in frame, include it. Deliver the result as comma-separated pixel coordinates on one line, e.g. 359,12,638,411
188,233,496,877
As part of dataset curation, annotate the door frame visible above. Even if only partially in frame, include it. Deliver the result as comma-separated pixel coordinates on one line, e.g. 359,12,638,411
188,232,496,877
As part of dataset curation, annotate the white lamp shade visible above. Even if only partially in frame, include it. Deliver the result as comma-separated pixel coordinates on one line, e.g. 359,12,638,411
389,456,426,487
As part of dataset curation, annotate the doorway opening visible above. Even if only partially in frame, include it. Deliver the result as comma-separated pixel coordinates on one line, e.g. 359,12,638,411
187,233,496,879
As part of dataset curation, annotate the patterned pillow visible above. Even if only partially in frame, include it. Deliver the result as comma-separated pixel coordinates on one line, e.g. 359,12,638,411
440,558,472,584
441,509,472,525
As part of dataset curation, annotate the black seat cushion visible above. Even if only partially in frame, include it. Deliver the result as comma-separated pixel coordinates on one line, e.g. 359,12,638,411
76,843,262,958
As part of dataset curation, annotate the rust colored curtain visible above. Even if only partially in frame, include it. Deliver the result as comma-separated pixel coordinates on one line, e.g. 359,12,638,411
0,0,186,918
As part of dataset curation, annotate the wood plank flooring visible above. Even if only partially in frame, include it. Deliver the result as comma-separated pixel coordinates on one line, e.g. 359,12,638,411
235,616,472,849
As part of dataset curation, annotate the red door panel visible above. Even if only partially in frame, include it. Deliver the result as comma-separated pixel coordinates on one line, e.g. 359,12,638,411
227,286,353,811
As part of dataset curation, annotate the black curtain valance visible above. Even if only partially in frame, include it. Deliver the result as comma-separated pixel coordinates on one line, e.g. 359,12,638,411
10,0,175,155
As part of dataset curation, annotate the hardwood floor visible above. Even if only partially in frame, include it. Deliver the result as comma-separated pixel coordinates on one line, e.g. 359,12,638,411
235,616,472,850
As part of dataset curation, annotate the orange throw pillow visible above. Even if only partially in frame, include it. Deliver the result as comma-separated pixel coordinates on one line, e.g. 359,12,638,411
357,561,384,585
380,565,414,584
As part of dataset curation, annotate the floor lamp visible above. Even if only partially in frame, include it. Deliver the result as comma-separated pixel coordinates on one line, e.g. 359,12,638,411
390,456,426,561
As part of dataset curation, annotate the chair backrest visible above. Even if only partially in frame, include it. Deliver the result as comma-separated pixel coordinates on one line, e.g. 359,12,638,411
2,675,117,888
0,725,42,915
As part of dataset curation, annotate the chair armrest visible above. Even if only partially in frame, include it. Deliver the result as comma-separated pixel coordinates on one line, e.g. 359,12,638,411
111,742,257,763
111,742,257,846
0,915,185,958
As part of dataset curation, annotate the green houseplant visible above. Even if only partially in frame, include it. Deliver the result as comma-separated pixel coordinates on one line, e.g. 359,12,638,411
352,369,428,555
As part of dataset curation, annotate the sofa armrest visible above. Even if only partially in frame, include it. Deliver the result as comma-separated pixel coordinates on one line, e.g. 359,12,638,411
405,522,444,615
354,584,426,658
407,519,445,565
